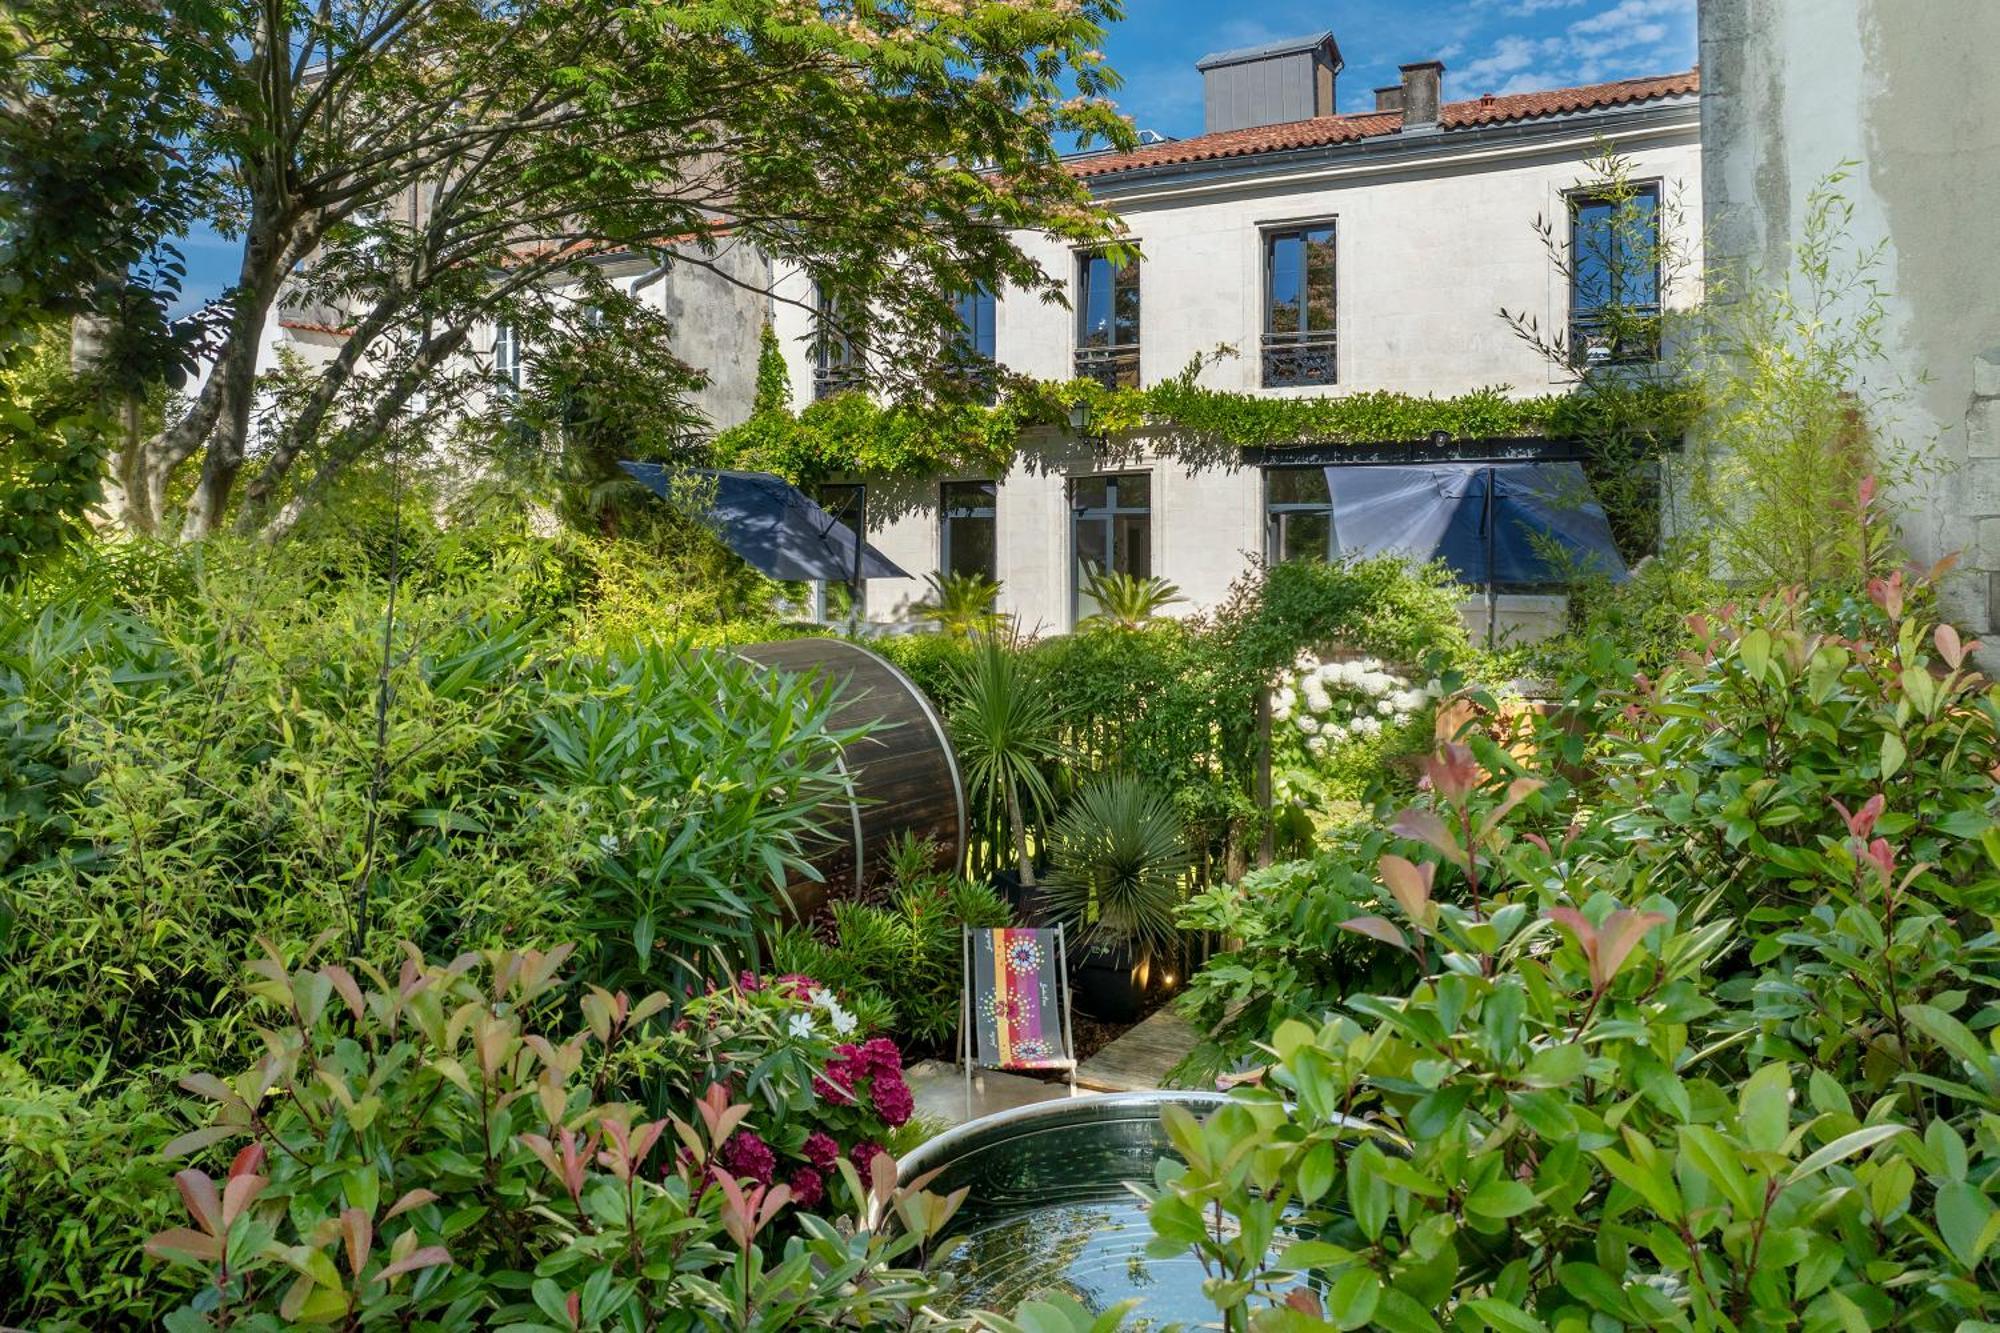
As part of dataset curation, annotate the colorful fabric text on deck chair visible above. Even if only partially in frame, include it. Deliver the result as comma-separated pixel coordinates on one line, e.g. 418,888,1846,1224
961,926,1078,1118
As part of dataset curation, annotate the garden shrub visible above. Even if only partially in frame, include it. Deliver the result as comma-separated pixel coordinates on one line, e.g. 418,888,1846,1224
1149,558,2000,1327
0,541,874,1323
769,871,1013,1053
141,939,959,1328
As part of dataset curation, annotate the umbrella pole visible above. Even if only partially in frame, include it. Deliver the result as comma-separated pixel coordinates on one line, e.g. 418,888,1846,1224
1484,467,1497,651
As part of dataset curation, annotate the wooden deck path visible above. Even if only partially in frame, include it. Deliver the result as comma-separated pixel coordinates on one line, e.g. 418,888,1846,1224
1076,1005,1201,1093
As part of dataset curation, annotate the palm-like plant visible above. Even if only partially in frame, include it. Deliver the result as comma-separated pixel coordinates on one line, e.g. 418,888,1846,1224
1042,774,1191,961
948,636,1062,886
1078,568,1185,630
913,571,1004,639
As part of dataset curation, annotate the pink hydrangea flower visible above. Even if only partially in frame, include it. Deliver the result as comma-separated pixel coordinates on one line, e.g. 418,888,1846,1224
850,1140,885,1176
802,1130,840,1172
855,1037,903,1080
871,1071,915,1128
720,1130,776,1186
788,1166,825,1209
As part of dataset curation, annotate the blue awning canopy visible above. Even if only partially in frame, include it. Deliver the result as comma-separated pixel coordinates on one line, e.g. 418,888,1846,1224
620,463,909,583
1327,461,1629,586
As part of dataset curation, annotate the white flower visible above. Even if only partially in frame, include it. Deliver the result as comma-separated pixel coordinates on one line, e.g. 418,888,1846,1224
788,1012,816,1040
1323,722,1348,742
1355,716,1383,738
597,832,620,856
1295,714,1320,735
828,1003,858,1036
1392,713,1412,728
1377,699,1396,716
1306,736,1328,756
1303,684,1332,715
811,988,839,1011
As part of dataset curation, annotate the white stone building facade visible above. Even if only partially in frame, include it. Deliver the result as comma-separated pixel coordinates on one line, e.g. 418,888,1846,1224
771,37,1703,637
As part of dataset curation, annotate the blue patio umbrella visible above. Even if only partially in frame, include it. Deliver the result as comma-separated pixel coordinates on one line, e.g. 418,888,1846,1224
1326,460,1629,586
619,463,909,583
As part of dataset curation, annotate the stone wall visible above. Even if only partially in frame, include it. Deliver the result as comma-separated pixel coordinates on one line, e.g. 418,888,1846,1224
1699,0,2000,659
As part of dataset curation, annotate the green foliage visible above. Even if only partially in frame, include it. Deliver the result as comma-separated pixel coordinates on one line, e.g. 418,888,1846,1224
1077,569,1184,630
712,367,1579,489
753,324,791,417
527,642,863,996
1042,775,1191,962
142,940,957,1328
0,1056,181,1327
0,323,112,580
1151,557,2000,1328
770,869,1013,1052
913,571,1004,639
1682,170,1921,589
1171,847,1415,1087
948,636,1064,886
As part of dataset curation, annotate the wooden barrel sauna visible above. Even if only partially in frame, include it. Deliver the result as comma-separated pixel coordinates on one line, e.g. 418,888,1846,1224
731,639,966,920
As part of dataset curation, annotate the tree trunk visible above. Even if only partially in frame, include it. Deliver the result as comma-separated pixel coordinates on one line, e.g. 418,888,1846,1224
1007,783,1036,889
234,300,398,535
256,325,470,541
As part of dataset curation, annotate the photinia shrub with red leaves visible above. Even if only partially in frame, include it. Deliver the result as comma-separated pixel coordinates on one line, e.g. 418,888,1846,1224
142,938,961,1329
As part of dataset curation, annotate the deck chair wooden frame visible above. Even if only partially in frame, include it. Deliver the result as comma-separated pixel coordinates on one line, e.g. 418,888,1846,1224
960,924,1079,1120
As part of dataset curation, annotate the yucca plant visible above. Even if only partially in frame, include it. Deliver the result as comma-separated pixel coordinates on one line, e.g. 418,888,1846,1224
913,571,1004,639
1078,568,1184,630
947,635,1062,887
1042,773,1190,961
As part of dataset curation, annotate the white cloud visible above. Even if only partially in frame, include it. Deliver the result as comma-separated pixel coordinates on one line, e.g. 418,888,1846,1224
1452,0,1693,95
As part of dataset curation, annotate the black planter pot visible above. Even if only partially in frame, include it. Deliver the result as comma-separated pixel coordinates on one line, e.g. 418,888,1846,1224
989,869,1051,925
1071,941,1154,1023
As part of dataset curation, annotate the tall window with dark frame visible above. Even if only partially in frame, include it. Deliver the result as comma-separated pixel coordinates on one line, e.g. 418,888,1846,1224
1568,184,1662,367
813,285,864,400
1263,224,1337,388
1265,467,1336,563
1074,252,1140,389
1070,472,1151,623
940,480,997,582
951,286,997,402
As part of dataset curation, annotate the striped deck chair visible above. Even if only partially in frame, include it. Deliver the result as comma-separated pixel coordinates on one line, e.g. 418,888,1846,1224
962,925,1079,1117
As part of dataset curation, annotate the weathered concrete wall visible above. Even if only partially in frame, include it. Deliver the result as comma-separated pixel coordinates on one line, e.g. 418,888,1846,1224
1700,0,2000,646
639,243,770,430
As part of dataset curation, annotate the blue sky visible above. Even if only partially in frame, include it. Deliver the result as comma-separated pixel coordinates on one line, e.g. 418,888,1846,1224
1099,0,1696,138
169,0,1694,314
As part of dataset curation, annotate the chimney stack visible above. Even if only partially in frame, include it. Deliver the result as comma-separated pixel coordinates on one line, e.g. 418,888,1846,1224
1399,61,1445,130
1373,84,1404,112
1197,32,1344,134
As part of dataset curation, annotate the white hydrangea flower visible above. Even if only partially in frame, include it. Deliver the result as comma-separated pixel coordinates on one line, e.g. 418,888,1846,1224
1303,684,1332,715
1355,715,1383,738
1377,699,1396,716
1306,736,1328,756
1323,722,1348,742
1295,714,1320,735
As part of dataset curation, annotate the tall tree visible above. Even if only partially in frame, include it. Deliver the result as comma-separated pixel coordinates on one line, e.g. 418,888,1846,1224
10,0,1132,540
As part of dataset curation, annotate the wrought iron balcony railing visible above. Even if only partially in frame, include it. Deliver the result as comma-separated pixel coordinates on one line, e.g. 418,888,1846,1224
1261,331,1338,388
813,366,867,401
1074,344,1141,390
1568,308,1661,368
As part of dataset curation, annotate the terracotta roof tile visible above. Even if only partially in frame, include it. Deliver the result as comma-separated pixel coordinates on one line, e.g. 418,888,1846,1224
1069,69,1698,181
278,319,352,337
